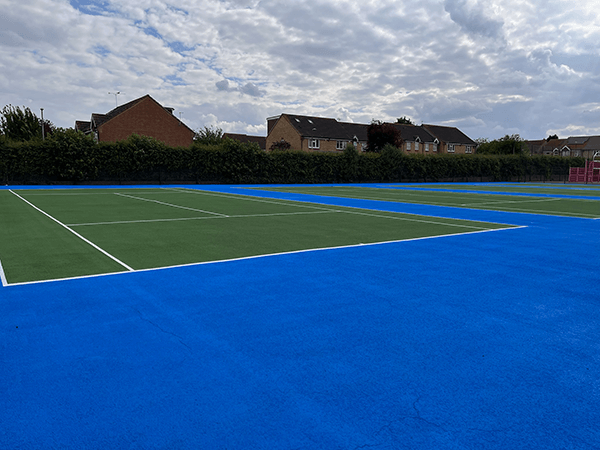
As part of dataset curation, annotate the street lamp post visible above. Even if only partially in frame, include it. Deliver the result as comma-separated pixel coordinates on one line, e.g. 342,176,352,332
40,108,45,140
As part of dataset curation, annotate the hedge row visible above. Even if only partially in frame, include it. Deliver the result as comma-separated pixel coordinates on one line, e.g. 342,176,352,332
0,130,585,185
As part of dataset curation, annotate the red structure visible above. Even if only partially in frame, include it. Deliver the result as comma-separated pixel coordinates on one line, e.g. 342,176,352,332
569,156,600,183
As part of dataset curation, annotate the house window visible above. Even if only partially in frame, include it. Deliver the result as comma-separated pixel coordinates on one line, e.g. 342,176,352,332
309,139,320,149
406,142,411,151
466,145,473,154
448,144,455,153
336,140,347,150
432,143,437,152
415,142,419,152
425,143,429,152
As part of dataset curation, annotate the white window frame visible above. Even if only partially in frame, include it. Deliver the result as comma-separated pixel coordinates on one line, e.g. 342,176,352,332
406,142,412,151
336,140,347,150
448,143,455,153
415,142,419,152
308,138,320,149
425,143,429,152
466,145,473,154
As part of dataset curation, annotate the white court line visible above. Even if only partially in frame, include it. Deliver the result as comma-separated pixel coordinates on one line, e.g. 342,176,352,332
8,190,134,272
115,192,228,216
461,198,561,207
173,187,506,230
169,188,503,229
0,259,8,287
238,187,600,219
67,210,336,227
2,225,527,287
167,187,340,212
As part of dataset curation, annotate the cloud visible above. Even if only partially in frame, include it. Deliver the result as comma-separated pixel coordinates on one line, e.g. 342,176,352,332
443,0,505,40
2,0,600,140
239,82,264,97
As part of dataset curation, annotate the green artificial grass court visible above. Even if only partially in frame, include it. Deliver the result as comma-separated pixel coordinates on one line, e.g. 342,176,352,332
256,185,600,218
0,188,513,285
402,183,600,197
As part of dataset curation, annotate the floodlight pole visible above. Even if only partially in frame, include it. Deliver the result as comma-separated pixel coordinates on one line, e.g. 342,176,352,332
40,108,45,140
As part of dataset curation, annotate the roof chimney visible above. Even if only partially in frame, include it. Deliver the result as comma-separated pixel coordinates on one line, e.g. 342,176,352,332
164,107,175,115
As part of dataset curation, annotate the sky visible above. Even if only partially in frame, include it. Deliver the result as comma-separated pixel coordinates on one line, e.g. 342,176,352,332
1,0,600,141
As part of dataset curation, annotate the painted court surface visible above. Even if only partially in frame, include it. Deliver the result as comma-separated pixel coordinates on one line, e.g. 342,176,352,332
1,183,599,449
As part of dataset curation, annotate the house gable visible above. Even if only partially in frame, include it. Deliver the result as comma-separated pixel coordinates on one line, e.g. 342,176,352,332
82,94,195,147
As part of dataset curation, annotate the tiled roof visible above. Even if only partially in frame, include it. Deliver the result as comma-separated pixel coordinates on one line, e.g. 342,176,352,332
92,95,148,128
392,124,436,143
583,136,600,150
75,121,91,133
284,114,350,140
566,136,590,145
223,133,266,149
421,124,476,145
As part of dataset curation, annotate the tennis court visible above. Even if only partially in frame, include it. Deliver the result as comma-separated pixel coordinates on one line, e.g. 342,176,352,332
0,187,514,285
1,182,599,449
255,184,600,218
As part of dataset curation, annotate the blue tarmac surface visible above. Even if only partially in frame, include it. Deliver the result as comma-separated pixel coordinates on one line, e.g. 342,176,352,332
1,183,599,449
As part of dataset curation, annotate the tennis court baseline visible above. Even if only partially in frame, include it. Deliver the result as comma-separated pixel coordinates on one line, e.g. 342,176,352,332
0,187,518,285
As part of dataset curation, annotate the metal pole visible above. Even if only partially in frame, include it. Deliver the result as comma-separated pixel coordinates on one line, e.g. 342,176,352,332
40,108,45,140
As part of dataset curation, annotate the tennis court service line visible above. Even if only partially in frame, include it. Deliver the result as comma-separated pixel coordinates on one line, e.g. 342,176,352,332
167,187,341,212
0,259,8,287
9,190,135,272
170,188,505,228
114,193,229,216
67,210,336,227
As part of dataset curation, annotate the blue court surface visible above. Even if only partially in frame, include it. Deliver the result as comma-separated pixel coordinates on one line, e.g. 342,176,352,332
1,183,599,449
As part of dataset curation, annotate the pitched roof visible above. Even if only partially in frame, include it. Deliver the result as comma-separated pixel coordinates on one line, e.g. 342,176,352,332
92,95,148,128
421,124,476,145
392,124,437,143
223,133,266,149
75,121,91,133
283,114,350,139
583,136,600,150
566,136,590,146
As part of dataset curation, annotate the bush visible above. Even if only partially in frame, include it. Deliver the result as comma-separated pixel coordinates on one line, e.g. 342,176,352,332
0,134,585,185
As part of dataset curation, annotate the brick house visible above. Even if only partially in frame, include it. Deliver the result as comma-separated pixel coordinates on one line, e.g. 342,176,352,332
266,114,369,152
420,124,477,155
536,136,600,159
266,114,476,154
75,94,195,147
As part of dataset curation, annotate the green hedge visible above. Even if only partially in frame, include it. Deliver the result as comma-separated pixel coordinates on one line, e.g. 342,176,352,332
0,131,585,185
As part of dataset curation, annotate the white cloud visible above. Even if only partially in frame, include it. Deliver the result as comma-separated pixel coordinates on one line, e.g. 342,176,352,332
1,0,600,140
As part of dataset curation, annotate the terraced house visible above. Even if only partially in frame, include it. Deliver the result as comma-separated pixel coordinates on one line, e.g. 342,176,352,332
266,114,477,154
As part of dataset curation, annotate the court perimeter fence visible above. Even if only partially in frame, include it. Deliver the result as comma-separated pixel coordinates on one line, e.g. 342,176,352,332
0,132,585,185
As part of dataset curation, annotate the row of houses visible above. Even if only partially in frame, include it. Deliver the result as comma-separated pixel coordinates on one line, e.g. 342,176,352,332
527,137,600,159
75,94,478,154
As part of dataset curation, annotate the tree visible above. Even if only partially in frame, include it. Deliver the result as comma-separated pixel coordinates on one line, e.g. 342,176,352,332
0,104,53,141
396,116,414,125
366,120,402,152
546,134,558,141
476,134,529,155
194,125,223,145
269,139,291,151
